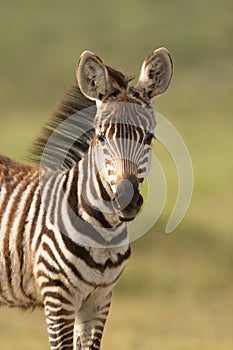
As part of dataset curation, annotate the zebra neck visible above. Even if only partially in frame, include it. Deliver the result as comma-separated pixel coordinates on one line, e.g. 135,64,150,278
40,164,128,248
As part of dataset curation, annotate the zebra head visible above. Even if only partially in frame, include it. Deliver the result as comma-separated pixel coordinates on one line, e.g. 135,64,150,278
76,49,173,222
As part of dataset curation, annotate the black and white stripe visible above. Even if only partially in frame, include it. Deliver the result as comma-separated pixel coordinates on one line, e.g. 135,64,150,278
0,48,173,349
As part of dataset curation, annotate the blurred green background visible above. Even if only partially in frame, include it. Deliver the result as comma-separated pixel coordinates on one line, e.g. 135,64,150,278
0,0,232,349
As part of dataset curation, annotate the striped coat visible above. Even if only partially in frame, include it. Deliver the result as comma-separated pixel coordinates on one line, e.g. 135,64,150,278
0,48,173,349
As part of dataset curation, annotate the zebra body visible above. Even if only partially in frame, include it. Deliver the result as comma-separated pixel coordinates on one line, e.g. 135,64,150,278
0,48,173,349
0,155,130,349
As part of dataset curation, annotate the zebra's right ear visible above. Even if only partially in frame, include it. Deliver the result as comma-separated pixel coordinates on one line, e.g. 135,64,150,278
76,51,109,101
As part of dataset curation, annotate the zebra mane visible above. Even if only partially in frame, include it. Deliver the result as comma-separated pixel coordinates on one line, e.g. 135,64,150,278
29,83,96,171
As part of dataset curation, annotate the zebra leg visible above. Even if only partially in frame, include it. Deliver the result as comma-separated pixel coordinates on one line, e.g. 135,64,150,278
74,291,112,350
43,296,75,350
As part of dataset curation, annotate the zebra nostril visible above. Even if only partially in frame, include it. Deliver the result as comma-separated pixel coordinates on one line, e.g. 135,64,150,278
132,192,143,208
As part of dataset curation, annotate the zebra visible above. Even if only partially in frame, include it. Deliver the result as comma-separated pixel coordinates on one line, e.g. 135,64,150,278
0,48,173,350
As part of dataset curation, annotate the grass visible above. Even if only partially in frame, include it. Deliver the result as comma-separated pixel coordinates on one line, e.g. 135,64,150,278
0,0,232,349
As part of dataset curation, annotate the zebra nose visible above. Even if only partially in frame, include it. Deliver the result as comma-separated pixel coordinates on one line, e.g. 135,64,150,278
115,178,134,210
115,176,143,213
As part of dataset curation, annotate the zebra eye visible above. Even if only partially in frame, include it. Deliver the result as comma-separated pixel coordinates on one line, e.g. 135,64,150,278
144,132,155,145
110,90,121,98
97,132,106,144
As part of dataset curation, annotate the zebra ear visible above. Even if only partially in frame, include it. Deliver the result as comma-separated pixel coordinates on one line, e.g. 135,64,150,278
136,48,173,100
76,51,109,101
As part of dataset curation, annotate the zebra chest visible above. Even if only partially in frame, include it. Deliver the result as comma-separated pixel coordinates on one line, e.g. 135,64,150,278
72,246,129,287
34,232,130,305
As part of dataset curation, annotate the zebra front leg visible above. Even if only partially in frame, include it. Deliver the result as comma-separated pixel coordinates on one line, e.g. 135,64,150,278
43,295,75,350
75,291,112,350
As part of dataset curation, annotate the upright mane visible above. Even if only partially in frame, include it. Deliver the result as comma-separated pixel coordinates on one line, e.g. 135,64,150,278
29,83,96,171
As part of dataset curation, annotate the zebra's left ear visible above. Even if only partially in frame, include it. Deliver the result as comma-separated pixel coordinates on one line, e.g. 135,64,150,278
136,48,173,100
76,51,109,101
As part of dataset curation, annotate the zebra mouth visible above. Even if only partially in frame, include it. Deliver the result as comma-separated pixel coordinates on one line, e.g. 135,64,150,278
119,216,135,222
117,194,143,222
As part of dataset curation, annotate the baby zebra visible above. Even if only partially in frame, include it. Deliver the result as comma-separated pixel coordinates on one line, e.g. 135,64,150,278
0,48,173,349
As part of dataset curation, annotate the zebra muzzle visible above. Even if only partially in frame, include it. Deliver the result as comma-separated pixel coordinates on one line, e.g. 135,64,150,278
114,176,143,221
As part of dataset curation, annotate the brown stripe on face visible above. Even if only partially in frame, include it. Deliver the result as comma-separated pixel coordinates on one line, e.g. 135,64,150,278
103,123,145,143
104,124,112,139
106,160,115,167
115,160,138,182
90,133,97,148
136,126,144,143
138,167,147,174
115,124,121,139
